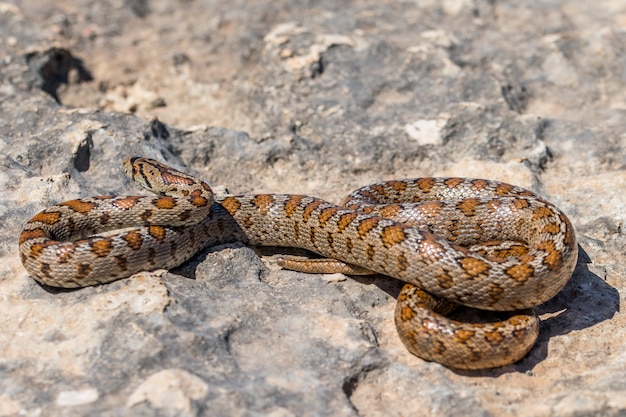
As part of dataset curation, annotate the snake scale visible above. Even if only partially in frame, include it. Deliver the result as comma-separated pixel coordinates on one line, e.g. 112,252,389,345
19,157,578,369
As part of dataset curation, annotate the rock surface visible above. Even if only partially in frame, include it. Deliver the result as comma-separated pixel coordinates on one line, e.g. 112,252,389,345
1,1,625,416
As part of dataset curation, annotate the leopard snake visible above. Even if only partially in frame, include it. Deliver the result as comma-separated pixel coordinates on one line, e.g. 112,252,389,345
19,157,578,369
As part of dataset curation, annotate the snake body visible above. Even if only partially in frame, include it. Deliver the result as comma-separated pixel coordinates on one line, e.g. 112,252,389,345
19,157,578,369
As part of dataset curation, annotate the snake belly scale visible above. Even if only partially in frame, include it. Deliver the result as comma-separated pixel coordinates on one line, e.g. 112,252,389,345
19,157,578,369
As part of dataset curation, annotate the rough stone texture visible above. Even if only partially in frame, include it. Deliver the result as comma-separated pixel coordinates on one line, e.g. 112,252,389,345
1,1,625,416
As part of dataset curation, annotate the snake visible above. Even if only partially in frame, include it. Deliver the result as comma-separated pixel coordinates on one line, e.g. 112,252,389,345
19,157,578,370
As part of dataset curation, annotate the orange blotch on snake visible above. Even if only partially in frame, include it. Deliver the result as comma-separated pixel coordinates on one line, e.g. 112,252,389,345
512,198,530,210
483,198,502,213
337,212,358,232
380,224,407,248
506,263,535,284
76,263,92,280
369,184,387,198
459,257,492,278
454,329,476,344
285,195,304,217
457,198,480,216
542,222,561,235
30,211,61,225
345,237,353,253
90,239,114,257
399,305,417,321
113,196,142,210
378,204,403,219
161,171,194,186
416,178,436,192
28,242,48,259
538,240,562,270
356,217,380,239
495,183,515,195
189,192,210,208
154,196,176,210
149,226,167,242
318,207,341,228
484,330,506,345
357,190,377,202
123,230,144,250
417,201,444,218
221,196,242,215
470,179,490,190
531,205,554,220
19,228,48,244
389,180,408,193
444,178,464,188
302,200,322,223
396,252,409,272
252,194,274,216
499,244,529,258
508,316,526,327
436,273,455,289
60,200,96,214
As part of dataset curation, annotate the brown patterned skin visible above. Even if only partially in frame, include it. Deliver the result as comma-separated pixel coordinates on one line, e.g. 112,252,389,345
19,157,578,369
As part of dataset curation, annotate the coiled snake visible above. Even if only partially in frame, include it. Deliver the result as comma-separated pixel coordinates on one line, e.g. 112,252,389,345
19,157,578,369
